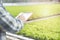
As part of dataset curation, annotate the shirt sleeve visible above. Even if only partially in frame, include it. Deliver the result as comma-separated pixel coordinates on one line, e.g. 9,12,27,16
0,6,24,33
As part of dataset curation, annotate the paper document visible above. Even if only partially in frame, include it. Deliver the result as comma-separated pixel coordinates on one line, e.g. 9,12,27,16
16,12,32,22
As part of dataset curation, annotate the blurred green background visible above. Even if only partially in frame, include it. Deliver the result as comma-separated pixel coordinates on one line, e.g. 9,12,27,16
5,3,60,40
5,3,60,19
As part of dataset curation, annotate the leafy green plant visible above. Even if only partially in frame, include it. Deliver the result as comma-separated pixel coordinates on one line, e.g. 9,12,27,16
17,16,60,40
5,3,60,20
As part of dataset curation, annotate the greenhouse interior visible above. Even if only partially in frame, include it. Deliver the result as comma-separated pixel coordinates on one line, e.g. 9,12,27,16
0,0,60,40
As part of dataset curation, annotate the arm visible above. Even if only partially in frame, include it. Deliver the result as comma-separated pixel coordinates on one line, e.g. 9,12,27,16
0,6,24,34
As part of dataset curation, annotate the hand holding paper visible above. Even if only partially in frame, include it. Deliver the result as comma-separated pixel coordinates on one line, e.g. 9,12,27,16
16,12,32,22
